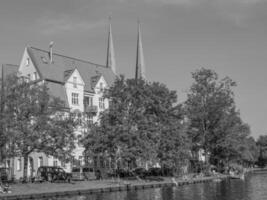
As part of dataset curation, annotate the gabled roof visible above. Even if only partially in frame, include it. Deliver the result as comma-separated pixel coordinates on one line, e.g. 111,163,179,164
64,69,75,82
64,68,85,86
91,75,102,90
27,46,116,93
0,64,19,81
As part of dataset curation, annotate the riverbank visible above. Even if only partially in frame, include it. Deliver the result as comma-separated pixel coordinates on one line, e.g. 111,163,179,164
0,175,228,200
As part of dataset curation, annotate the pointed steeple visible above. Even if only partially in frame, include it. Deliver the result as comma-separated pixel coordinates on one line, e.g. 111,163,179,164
135,20,146,80
106,16,116,74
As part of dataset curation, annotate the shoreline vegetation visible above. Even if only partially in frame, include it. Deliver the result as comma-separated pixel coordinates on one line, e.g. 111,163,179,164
1,168,264,199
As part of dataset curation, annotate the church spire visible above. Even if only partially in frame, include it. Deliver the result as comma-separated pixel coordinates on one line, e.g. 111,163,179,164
106,16,116,74
135,20,146,80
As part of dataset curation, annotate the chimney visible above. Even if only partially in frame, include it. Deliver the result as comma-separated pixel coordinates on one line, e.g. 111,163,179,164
49,41,54,63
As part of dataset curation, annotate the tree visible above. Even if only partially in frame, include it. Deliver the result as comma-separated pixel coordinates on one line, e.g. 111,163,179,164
241,137,259,166
185,68,250,167
257,135,267,167
0,76,7,163
157,104,191,173
210,109,251,167
83,76,190,171
2,75,77,180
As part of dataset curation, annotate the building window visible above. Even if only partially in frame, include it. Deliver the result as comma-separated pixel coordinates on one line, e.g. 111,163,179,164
99,97,105,109
86,115,93,124
73,77,77,88
72,93,79,105
84,96,93,107
33,72,38,80
89,116,93,123
25,58,30,66
17,159,21,171
38,157,43,167
84,114,93,125
53,160,58,167
78,156,83,166
6,160,10,169
27,74,31,81
99,82,104,92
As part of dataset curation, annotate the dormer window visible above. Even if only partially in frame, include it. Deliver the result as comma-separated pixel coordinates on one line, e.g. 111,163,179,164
25,58,30,66
73,77,77,88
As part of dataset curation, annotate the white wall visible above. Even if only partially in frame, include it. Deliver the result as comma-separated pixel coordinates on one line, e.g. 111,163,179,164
18,48,40,81
65,69,85,113
93,76,109,122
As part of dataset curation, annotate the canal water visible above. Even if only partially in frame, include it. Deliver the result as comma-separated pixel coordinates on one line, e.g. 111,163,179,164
44,171,267,200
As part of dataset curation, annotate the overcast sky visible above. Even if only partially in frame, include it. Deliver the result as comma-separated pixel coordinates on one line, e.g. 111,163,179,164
0,0,267,138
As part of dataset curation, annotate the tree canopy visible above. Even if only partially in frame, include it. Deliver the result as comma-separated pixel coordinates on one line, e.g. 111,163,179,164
1,75,77,180
257,135,267,167
185,68,254,168
1,67,262,176
83,76,190,171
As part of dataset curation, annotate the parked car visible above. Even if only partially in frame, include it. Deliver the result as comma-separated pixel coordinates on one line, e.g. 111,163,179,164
71,167,96,181
132,167,148,178
161,167,174,176
36,166,72,182
71,167,82,180
0,167,9,183
147,167,162,176
83,167,96,180
106,169,117,178
115,169,134,178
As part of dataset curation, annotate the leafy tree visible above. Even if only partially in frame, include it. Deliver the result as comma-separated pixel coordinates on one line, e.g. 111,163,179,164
210,109,251,167
83,76,190,171
0,76,6,162
157,104,191,173
240,137,259,166
2,75,77,180
257,135,267,167
185,68,250,167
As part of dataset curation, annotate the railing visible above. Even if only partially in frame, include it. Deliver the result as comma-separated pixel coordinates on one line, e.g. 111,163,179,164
84,105,98,115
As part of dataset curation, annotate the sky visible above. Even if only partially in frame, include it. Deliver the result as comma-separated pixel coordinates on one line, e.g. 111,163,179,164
0,0,267,138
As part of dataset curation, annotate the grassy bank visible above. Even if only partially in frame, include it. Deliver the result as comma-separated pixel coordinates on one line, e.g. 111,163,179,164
0,175,229,199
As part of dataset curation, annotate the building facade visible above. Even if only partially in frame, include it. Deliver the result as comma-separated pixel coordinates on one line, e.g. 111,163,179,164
0,20,146,180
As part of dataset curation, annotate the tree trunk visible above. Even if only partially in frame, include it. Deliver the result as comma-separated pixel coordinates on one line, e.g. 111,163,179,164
23,154,29,182
11,158,15,181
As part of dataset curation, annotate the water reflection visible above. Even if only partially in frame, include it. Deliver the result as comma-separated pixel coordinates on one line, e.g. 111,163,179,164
42,172,267,200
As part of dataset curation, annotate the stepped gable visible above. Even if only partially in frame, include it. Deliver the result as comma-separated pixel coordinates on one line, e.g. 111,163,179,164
27,46,116,93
